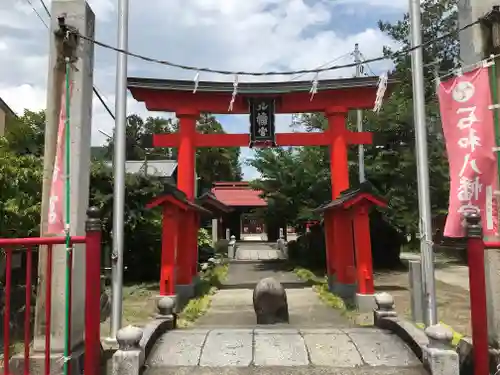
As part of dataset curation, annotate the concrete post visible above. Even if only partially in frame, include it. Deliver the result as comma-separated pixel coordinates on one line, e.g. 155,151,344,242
423,324,459,375
409,260,424,324
157,295,177,325
459,0,500,346
228,235,236,259
373,292,398,326
112,326,144,375
34,0,95,353
226,228,230,241
211,218,218,246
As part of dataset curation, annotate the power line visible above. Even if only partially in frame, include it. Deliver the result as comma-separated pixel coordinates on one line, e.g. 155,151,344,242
70,18,481,77
23,0,116,120
359,52,377,76
93,86,115,120
24,0,48,28
289,52,352,81
38,0,50,19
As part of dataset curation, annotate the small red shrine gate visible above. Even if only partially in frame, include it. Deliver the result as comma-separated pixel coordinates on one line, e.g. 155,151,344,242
146,188,211,298
314,183,386,310
128,76,394,297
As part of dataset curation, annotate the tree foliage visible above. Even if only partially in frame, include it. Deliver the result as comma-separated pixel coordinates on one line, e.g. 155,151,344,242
102,113,242,193
4,110,46,157
249,0,456,236
195,114,242,193
0,111,241,282
0,138,43,238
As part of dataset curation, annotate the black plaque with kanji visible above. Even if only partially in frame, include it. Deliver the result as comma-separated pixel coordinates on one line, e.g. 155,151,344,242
249,98,276,148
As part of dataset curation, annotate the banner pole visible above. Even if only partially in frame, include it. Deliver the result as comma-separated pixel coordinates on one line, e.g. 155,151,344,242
409,0,438,326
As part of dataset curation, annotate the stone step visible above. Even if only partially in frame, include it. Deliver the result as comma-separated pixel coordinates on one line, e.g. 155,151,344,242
144,366,428,375
145,328,423,369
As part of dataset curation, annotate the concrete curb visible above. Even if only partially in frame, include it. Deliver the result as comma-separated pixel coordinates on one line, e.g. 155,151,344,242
112,296,177,375
376,316,429,361
373,293,459,375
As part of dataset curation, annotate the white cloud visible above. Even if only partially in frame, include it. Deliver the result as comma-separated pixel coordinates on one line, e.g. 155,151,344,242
0,0,401,178
333,0,408,10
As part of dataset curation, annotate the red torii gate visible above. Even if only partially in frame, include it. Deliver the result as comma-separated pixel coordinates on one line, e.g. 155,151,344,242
127,76,394,296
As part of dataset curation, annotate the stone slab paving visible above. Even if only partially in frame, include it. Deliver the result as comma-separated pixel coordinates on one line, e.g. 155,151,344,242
146,328,422,369
144,252,427,375
145,368,427,375
194,288,352,328
235,248,285,260
222,259,306,289
234,242,285,261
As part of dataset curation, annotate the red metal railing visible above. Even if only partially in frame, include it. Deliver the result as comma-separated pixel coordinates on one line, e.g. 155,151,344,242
0,208,102,375
465,215,499,375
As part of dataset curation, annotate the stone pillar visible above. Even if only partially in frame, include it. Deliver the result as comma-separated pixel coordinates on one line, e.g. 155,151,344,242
409,260,425,324
34,0,95,352
423,324,459,375
112,326,144,375
157,296,177,324
373,292,398,326
211,218,218,246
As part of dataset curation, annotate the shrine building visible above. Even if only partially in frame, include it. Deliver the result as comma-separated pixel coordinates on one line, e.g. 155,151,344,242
210,182,268,241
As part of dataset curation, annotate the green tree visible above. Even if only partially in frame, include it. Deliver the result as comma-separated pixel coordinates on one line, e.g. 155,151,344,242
4,110,46,156
103,113,242,193
249,0,456,236
104,114,175,160
0,138,43,237
195,114,242,193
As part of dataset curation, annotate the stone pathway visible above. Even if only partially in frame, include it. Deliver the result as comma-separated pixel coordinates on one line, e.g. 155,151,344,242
400,252,470,291
234,242,285,261
145,243,426,374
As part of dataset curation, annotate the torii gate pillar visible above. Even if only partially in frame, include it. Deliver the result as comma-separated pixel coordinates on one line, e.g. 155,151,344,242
325,107,356,296
176,112,199,298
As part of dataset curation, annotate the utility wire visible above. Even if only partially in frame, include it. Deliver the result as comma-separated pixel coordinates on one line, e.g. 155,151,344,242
289,52,352,81
359,52,377,76
25,0,116,120
70,18,482,77
24,0,48,28
38,0,50,21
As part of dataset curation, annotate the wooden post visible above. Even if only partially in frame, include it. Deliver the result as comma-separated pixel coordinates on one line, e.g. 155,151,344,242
353,205,374,295
176,113,197,297
324,213,336,289
325,107,355,297
161,205,177,296
190,212,200,278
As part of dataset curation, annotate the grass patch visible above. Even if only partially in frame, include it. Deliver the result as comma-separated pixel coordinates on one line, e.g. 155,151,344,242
177,262,229,328
415,322,464,347
293,266,356,315
100,282,159,338
100,262,229,333
294,267,324,284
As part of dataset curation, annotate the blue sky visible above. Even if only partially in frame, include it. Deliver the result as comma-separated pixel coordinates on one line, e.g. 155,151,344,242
0,0,406,179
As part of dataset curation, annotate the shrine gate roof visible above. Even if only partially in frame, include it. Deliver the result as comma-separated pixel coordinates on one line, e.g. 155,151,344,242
197,191,233,215
127,76,397,114
128,76,388,94
211,182,267,207
313,181,387,213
